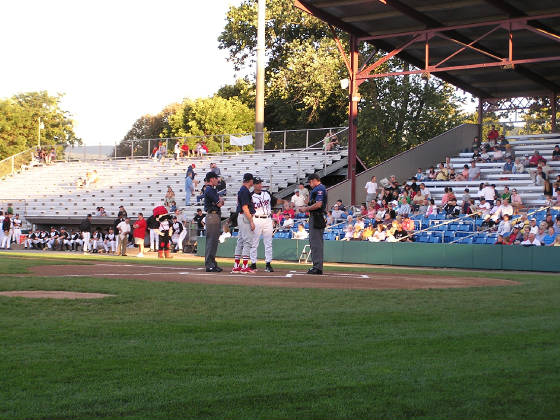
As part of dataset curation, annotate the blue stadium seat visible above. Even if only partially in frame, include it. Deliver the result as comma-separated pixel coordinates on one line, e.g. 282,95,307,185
459,237,473,244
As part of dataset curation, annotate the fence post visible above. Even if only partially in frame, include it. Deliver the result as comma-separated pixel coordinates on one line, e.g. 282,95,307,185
114,142,117,159
131,140,134,159
305,130,309,148
148,139,151,158
283,131,287,151
221,135,224,155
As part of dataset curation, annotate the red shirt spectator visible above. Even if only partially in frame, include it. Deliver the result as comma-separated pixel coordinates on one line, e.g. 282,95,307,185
133,215,147,239
202,143,209,153
283,207,295,219
529,151,545,166
487,125,499,141
180,143,189,155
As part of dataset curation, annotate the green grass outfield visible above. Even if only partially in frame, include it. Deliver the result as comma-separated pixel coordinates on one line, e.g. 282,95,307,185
0,252,559,419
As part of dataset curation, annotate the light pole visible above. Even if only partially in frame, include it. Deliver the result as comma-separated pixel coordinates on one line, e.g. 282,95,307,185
255,0,266,151
37,117,45,148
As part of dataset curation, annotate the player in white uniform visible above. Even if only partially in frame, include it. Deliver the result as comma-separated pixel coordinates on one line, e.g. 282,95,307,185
103,228,117,254
12,214,22,245
249,177,283,272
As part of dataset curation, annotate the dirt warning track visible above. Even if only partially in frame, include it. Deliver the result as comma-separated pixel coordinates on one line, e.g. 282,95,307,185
25,263,519,291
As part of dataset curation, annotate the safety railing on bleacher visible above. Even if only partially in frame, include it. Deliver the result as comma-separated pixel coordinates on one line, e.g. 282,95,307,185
0,148,35,179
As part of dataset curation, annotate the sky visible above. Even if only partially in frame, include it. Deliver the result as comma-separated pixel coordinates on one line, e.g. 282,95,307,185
0,0,242,145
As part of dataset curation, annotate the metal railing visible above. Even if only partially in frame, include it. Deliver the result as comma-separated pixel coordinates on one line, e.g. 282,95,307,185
0,148,35,179
63,126,349,162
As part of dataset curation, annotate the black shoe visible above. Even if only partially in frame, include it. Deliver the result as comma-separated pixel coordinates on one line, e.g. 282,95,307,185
265,263,274,272
214,266,223,272
306,268,323,275
206,267,221,272
250,263,257,270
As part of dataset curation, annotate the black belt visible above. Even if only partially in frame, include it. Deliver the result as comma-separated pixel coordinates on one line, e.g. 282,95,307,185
207,210,221,214
254,215,270,219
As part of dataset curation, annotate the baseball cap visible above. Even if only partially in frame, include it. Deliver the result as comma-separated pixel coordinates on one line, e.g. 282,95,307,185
308,173,321,181
205,171,218,181
253,177,263,184
243,173,254,182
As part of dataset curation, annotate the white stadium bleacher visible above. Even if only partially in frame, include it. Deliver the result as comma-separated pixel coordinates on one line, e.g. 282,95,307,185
423,135,560,207
0,149,348,225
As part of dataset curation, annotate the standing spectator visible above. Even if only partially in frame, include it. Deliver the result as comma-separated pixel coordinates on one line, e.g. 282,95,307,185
297,183,309,203
291,190,306,208
487,124,499,143
185,171,195,206
117,217,131,256
133,213,147,257
80,214,93,254
158,142,167,161
164,186,175,208
173,141,181,161
364,176,378,203
118,206,128,219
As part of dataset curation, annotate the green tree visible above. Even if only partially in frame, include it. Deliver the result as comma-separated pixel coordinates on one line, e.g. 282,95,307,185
0,91,80,160
216,78,256,109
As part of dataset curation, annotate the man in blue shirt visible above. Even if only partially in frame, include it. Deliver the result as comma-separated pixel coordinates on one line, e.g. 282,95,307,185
232,173,256,273
203,172,224,272
299,173,327,275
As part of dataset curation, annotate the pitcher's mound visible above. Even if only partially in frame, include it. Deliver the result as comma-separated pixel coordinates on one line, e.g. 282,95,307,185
0,291,114,299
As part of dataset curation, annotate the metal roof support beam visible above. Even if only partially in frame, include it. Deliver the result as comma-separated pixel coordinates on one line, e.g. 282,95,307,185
552,94,558,133
328,24,351,74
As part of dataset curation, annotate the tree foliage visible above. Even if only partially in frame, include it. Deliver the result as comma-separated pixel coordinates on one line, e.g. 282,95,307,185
0,91,80,160
219,0,468,165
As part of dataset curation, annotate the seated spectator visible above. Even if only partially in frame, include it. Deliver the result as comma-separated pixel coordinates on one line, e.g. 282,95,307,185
490,199,503,222
472,148,482,162
418,198,430,215
498,135,509,149
510,188,523,213
411,190,425,211
361,225,374,241
505,226,522,245
502,157,514,174
427,166,437,181
419,183,431,200
331,205,344,223
283,204,296,220
180,142,190,157
293,224,309,240
542,227,557,246
552,145,560,161
494,235,506,245
480,214,495,230
478,198,491,217
415,168,426,182
492,147,504,162
158,142,167,161
169,201,177,213
455,164,469,181
448,168,457,180
342,217,354,241
471,136,481,151
530,165,548,186
326,211,334,227
536,223,548,243
217,177,227,197
425,199,437,217
370,224,386,242
522,233,541,246
468,161,481,181
435,163,449,181
272,208,284,227
164,186,175,208
504,144,515,160
496,214,512,236
529,218,539,235
528,150,545,167
444,156,453,170
512,157,524,174
282,216,294,229
499,199,514,218
366,205,376,219
480,147,491,162
333,199,346,212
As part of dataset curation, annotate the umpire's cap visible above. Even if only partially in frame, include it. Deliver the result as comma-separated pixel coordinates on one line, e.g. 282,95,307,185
253,177,263,184
205,171,218,181
243,173,254,182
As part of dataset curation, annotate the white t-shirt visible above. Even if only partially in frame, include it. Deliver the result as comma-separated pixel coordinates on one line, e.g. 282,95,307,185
117,221,130,239
291,194,306,208
478,202,491,215
522,238,541,246
481,186,495,201
365,182,378,194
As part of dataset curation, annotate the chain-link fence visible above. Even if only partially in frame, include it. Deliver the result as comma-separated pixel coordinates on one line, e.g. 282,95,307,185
0,149,35,179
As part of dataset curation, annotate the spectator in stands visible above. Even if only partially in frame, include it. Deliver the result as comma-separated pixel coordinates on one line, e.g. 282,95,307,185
273,208,284,227
553,235,560,246
411,189,425,212
435,163,449,181
480,183,496,206
448,168,457,180
427,166,437,181
542,227,556,246
200,141,209,156
480,146,492,162
283,203,296,220
173,142,181,161
487,125,499,143
529,218,539,234
364,176,378,203
504,144,515,161
282,214,294,229
552,145,560,161
504,226,521,245
454,164,469,181
118,206,128,219
492,146,504,162
510,188,522,213
290,190,306,210
169,201,177,213
502,157,514,174
151,143,159,159
419,183,431,200
297,183,309,203
472,148,482,162
511,157,524,174
334,199,346,212
498,135,509,149
480,214,494,231
472,136,481,151
293,224,309,240
536,223,548,244
425,199,437,217
477,198,491,217
468,161,481,181
210,163,221,176
180,141,190,158
443,197,460,218
531,165,547,186
158,142,167,162
498,198,514,219
324,130,340,151
528,150,545,167
500,186,511,202
496,214,512,236
415,168,425,182
326,211,334,227
331,204,343,223
185,171,195,206
490,199,502,222
444,156,453,170
494,234,506,245
370,224,386,242
164,186,175,208
193,208,205,236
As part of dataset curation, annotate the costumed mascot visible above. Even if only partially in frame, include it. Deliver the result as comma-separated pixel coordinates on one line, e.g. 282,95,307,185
153,205,174,259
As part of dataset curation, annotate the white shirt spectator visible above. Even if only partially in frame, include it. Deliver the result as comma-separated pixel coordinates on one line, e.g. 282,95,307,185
497,220,511,236
283,217,294,228
481,186,495,201
522,236,541,246
116,220,130,239
365,181,377,194
478,201,491,216
291,192,306,208
499,203,514,218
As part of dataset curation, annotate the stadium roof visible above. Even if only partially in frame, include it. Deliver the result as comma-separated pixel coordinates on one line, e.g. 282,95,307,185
294,0,560,99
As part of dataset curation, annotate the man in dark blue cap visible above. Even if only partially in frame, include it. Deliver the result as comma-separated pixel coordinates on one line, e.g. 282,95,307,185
231,173,256,273
203,171,224,272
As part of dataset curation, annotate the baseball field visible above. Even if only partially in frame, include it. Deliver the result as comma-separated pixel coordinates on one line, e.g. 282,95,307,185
0,252,559,419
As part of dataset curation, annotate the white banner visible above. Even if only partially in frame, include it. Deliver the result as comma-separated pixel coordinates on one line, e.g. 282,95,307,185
230,134,253,146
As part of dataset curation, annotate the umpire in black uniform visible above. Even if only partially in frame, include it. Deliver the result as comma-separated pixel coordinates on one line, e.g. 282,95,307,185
203,171,224,272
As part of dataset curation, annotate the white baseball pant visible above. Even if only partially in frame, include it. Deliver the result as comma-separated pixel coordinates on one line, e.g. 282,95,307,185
149,229,160,250
250,217,273,264
82,232,91,251
103,240,117,253
1,231,13,248
234,214,254,261
12,228,21,245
